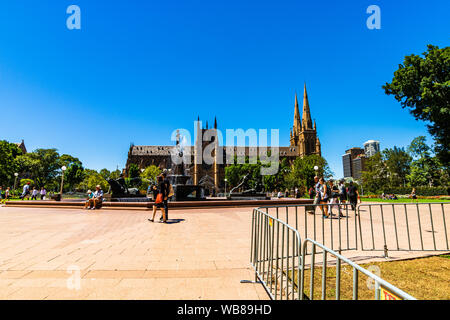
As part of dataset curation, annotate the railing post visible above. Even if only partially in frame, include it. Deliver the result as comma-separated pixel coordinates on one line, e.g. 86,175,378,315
352,267,358,300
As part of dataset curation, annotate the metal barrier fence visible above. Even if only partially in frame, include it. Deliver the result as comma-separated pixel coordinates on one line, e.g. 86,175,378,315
257,204,358,254
357,203,449,255
250,207,417,300
251,208,302,300
299,239,416,300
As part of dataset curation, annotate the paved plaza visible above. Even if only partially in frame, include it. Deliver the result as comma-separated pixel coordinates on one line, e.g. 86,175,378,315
0,204,448,300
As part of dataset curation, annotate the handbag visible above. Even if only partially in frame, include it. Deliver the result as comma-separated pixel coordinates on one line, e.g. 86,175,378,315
155,193,163,204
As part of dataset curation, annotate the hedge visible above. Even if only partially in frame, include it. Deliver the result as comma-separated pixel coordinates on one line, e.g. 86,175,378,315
380,186,449,196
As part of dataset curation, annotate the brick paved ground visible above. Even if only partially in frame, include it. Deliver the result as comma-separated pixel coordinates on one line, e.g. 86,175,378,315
0,204,448,300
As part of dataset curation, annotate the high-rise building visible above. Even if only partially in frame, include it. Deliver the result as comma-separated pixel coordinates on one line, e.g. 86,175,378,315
352,154,367,180
364,140,380,157
342,147,365,179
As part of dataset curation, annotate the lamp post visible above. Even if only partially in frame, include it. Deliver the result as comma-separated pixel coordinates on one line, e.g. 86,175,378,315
60,166,67,199
314,166,319,176
224,178,227,197
14,173,19,196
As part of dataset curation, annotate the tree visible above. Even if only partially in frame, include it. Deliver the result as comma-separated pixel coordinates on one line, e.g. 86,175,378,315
362,152,389,193
140,165,162,183
77,169,109,192
383,147,411,187
59,154,84,191
128,164,140,179
286,155,332,193
99,168,111,180
110,169,121,180
0,140,22,187
407,136,442,187
383,45,450,167
16,149,60,189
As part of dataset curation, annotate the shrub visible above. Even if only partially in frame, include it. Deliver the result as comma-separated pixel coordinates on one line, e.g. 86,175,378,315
381,186,449,196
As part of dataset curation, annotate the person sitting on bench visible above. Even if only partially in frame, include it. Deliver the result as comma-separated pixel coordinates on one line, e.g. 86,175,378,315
84,190,94,209
89,185,103,210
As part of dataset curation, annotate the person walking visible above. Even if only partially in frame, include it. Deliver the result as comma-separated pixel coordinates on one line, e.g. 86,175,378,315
40,187,47,200
347,181,359,211
338,180,347,204
20,182,31,200
308,176,321,214
31,187,38,200
328,180,340,216
149,175,168,223
319,178,330,218
159,171,173,221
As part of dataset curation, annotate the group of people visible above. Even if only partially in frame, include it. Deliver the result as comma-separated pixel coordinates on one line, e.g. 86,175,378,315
84,185,104,210
147,171,174,224
19,182,47,200
0,182,48,201
381,193,398,200
311,176,360,218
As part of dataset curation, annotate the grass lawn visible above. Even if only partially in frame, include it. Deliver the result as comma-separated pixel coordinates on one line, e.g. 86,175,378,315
293,254,450,300
360,198,450,203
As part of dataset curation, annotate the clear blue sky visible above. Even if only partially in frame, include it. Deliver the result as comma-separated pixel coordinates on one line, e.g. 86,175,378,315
0,0,448,178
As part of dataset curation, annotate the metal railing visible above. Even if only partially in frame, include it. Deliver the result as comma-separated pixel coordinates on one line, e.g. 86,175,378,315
357,203,449,255
299,238,416,300
251,208,302,300
257,204,359,254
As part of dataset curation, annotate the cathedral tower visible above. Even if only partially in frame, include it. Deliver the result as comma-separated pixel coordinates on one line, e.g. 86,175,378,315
290,84,321,157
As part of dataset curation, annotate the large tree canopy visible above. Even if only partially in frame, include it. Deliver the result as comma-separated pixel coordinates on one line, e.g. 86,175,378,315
383,45,450,167
0,141,22,187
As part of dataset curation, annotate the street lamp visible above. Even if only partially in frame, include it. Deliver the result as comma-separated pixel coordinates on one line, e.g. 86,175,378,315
60,166,67,199
14,173,19,195
224,178,227,197
314,166,319,176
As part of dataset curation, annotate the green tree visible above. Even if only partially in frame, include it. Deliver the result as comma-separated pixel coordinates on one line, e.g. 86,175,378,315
362,152,389,194
0,140,22,187
128,164,140,179
77,169,109,192
141,165,162,183
16,149,60,189
110,169,122,180
383,45,450,167
286,155,332,192
407,136,442,187
99,168,111,180
383,147,412,187
59,154,84,191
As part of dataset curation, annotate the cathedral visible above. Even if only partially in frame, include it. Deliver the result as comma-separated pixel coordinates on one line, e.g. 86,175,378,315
125,84,321,193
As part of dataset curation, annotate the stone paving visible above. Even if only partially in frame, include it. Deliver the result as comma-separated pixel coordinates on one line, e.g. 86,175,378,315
0,203,448,300
0,206,268,300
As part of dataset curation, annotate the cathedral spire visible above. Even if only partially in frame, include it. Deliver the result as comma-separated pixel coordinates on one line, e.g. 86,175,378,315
214,116,217,129
302,83,313,130
293,92,301,133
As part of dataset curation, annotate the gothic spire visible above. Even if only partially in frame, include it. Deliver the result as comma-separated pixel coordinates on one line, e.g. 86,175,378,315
214,116,217,129
293,92,301,134
302,83,313,130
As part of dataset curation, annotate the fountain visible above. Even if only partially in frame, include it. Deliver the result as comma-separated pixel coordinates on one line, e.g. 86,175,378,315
166,134,205,201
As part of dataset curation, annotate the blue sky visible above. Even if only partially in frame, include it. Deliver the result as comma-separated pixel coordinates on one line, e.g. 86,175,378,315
0,0,448,177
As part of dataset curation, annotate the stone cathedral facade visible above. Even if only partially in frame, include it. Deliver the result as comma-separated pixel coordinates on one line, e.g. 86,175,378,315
126,84,321,193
